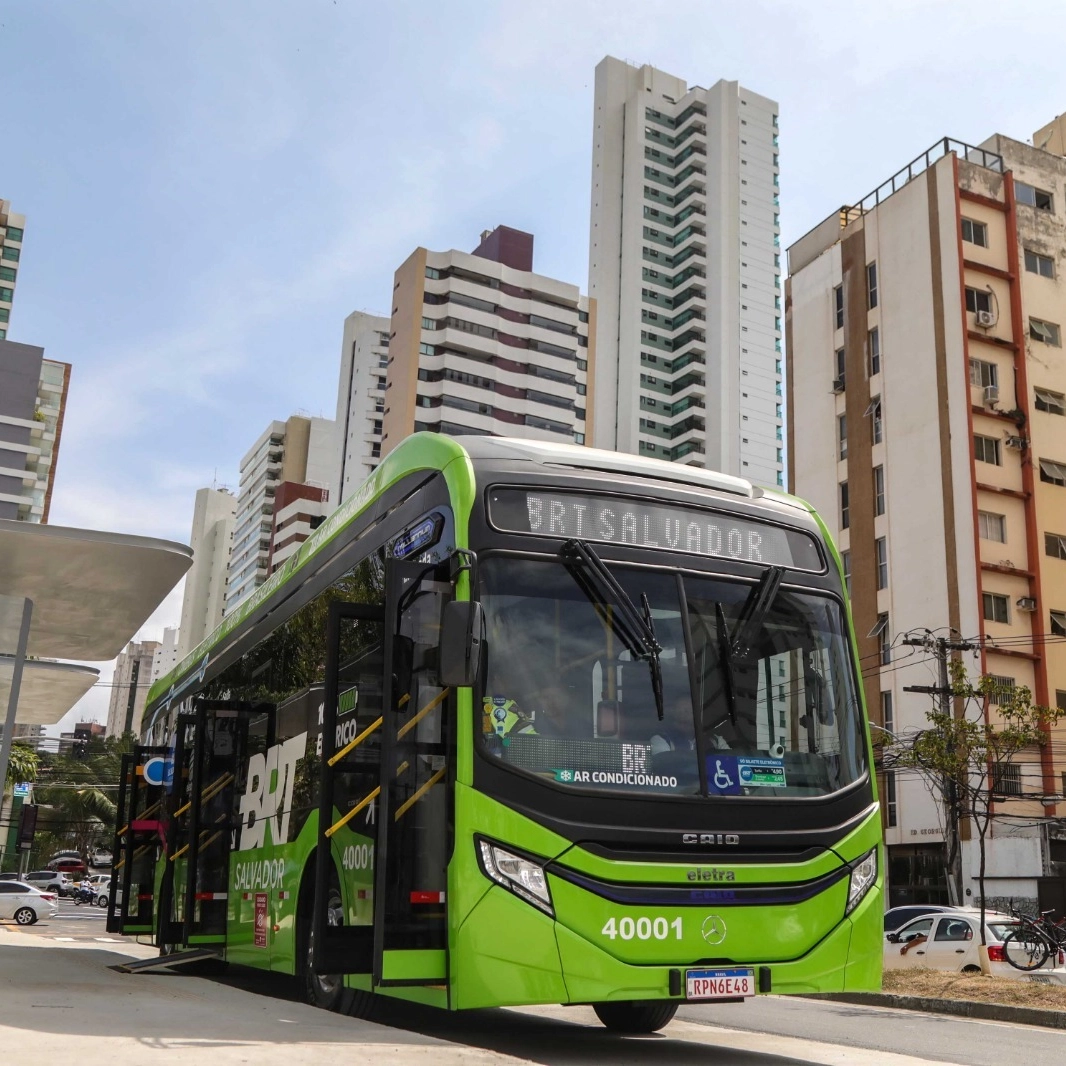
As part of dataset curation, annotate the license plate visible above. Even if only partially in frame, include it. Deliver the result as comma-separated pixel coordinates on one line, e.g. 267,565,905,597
685,967,755,1000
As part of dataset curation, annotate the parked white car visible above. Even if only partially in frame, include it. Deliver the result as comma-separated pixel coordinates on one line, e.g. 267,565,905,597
0,880,58,925
884,909,1052,979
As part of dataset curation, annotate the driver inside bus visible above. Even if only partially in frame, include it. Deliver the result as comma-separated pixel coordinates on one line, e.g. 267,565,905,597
649,691,731,753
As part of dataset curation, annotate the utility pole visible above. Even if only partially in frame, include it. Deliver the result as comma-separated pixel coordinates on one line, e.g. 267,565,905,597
902,634,977,906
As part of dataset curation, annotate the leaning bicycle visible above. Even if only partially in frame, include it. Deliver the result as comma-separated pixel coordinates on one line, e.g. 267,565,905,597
1001,909,1066,971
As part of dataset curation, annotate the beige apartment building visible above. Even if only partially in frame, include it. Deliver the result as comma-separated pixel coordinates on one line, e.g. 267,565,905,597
381,226,594,454
788,132,1066,908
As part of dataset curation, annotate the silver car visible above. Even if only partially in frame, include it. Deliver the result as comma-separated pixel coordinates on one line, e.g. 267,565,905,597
0,880,59,925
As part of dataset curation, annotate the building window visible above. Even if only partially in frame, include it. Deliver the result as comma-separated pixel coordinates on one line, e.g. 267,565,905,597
987,676,1016,705
983,592,1010,624
969,358,997,389
425,267,441,279
961,217,988,247
868,327,880,376
871,613,891,665
834,347,846,390
0,247,18,262
0,266,14,282
1024,249,1055,278
1039,458,1066,486
834,285,844,329
885,771,897,827
838,414,847,460
974,434,1001,465
1030,317,1061,346
1035,387,1065,415
841,551,851,596
881,690,894,734
866,262,878,309
992,763,1023,798
874,465,885,515
979,511,1007,543
1045,532,1066,560
869,397,883,444
840,481,849,530
1052,610,1066,637
4,226,22,242
1016,181,1054,212
875,537,888,589
965,287,992,314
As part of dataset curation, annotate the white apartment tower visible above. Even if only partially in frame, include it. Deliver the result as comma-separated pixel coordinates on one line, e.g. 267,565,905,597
176,487,236,659
224,415,336,615
589,57,782,485
106,640,160,737
0,199,24,340
334,311,389,504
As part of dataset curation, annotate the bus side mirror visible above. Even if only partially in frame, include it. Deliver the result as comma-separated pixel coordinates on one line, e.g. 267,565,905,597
440,601,484,688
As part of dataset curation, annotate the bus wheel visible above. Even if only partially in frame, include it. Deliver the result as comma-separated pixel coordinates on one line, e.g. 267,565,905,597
304,886,353,1014
593,1000,678,1034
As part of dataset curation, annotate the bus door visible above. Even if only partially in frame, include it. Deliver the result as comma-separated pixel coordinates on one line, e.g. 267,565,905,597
314,599,386,975
157,712,195,946
176,700,274,948
373,559,453,990
107,745,168,935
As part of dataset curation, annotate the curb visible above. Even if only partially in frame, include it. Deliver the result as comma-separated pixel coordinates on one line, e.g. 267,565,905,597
807,991,1066,1031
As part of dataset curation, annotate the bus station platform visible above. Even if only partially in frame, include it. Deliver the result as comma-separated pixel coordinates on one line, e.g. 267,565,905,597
0,926,518,1066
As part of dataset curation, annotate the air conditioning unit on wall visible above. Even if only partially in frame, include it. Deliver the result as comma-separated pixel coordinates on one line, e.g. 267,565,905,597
976,309,997,328
1016,596,1037,612
984,385,999,405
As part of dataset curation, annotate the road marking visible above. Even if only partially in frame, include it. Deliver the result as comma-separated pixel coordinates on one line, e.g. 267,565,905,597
93,937,121,942
52,937,75,941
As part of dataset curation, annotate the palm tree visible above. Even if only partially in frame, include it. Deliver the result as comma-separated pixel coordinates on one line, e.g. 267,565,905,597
33,736,127,856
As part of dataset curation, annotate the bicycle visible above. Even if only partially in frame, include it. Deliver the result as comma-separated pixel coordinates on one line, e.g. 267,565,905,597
1001,908,1066,971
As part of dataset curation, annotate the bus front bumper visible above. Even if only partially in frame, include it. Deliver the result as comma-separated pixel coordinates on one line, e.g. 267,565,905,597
453,881,883,1010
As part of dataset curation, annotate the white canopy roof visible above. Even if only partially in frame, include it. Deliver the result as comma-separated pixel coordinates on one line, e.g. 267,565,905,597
0,520,193,660
0,656,99,725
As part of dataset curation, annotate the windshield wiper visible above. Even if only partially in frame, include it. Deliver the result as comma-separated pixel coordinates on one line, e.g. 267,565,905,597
730,566,785,657
714,567,785,728
560,539,665,720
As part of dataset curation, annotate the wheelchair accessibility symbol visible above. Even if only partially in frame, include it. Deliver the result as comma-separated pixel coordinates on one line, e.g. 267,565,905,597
707,755,741,795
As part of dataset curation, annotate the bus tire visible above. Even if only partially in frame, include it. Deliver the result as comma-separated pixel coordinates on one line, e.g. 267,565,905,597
303,883,354,1014
593,1000,678,1033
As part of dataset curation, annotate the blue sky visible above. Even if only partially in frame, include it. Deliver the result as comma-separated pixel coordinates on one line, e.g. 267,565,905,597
4,0,1066,731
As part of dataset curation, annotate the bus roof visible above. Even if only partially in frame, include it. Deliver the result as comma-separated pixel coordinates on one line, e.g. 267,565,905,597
454,436,756,499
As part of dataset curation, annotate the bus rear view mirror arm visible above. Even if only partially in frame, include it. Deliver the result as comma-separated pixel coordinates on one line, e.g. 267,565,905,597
440,601,484,688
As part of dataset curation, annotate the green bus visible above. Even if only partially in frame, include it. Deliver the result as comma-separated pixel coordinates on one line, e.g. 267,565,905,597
109,432,882,1033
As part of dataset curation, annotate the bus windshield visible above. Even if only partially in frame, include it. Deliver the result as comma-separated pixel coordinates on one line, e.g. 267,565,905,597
478,556,866,799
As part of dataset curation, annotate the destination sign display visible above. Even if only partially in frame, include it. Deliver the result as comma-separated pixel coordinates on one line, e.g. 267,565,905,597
488,488,823,571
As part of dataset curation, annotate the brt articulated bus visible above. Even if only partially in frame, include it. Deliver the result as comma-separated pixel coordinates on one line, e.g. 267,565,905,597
109,434,882,1033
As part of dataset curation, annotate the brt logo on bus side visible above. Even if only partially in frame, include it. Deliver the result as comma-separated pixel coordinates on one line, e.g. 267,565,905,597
238,733,307,850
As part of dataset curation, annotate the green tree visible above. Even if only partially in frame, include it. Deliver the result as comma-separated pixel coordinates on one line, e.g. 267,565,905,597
885,661,1065,967
5,744,39,790
33,735,130,857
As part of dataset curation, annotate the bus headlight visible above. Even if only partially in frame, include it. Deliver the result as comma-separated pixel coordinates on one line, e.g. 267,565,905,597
477,838,554,916
845,848,878,916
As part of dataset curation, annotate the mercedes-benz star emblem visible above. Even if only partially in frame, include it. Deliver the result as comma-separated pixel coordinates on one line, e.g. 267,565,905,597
701,914,727,946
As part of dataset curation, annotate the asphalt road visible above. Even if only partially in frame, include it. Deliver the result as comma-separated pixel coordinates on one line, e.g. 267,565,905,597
5,908,1064,1065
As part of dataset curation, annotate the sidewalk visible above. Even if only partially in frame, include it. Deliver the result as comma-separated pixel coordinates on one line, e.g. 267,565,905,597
0,928,521,1066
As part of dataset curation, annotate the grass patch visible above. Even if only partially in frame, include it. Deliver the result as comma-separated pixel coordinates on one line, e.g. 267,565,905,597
882,968,1066,1012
